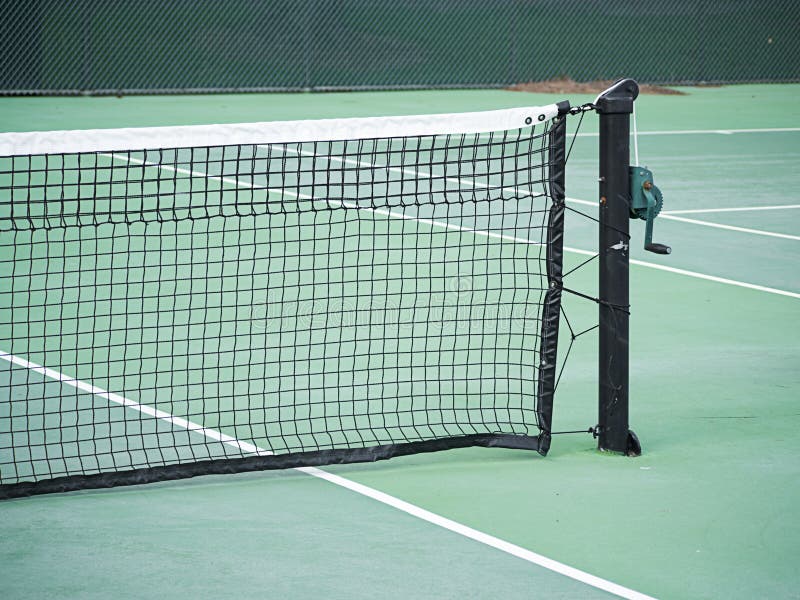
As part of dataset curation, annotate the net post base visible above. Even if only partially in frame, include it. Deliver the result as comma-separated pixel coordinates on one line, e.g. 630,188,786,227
599,429,641,457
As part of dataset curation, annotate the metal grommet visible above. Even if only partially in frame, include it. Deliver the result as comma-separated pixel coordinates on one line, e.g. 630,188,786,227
524,116,533,125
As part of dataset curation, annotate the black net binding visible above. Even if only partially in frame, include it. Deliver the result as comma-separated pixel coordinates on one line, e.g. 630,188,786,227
0,112,568,499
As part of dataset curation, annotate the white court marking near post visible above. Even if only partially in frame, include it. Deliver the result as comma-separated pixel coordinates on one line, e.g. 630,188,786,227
663,204,800,215
654,214,800,241
574,127,800,137
566,197,800,242
0,350,656,600
106,141,800,302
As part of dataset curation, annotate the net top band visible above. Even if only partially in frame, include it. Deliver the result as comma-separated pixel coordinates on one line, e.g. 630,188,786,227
0,104,562,157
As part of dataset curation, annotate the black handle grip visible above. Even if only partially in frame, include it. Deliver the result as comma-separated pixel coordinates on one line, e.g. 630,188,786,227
645,243,672,255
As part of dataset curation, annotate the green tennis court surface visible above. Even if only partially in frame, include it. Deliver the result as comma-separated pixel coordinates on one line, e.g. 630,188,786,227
1,204,548,481
1,84,799,599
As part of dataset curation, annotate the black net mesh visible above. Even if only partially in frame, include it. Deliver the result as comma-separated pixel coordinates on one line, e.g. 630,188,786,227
0,115,568,497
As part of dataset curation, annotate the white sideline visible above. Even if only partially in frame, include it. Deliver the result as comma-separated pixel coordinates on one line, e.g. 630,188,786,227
263,148,800,299
0,349,655,600
104,152,546,248
663,204,800,215
300,465,658,600
566,197,800,242
561,244,800,299
0,350,267,456
656,214,800,241
108,144,800,301
574,127,800,137
109,151,798,246
271,145,797,294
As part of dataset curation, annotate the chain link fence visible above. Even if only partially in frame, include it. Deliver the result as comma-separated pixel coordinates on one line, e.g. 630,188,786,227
1,0,798,95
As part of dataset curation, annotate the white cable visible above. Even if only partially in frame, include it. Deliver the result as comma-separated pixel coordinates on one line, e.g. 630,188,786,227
632,102,640,166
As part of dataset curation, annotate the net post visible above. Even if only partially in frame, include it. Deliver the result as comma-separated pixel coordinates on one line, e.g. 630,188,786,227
595,79,642,456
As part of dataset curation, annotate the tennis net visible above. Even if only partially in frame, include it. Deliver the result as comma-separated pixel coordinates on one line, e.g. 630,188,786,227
0,103,569,498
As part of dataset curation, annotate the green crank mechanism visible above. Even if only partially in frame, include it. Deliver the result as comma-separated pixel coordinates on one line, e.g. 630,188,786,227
629,166,671,255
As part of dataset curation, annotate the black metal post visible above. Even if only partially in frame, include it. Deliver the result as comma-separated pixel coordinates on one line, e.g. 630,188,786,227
596,79,642,456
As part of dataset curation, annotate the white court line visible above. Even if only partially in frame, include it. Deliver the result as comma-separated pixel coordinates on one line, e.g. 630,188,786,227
566,196,598,208
560,198,800,297
300,465,657,600
268,143,546,201
111,154,800,298
0,350,268,456
267,150,799,297
663,204,800,215
103,153,275,194
567,197,800,241
657,214,800,241
573,127,800,137
0,349,655,600
112,149,799,245
110,147,800,299
104,153,545,248
561,244,800,299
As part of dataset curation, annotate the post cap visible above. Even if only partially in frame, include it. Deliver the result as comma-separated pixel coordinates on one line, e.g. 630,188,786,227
595,78,640,114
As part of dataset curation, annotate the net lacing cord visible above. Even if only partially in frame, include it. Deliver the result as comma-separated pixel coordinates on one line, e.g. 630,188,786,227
546,102,626,438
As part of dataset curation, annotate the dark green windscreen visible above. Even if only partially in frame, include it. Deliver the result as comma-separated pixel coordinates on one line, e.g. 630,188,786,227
1,0,797,94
